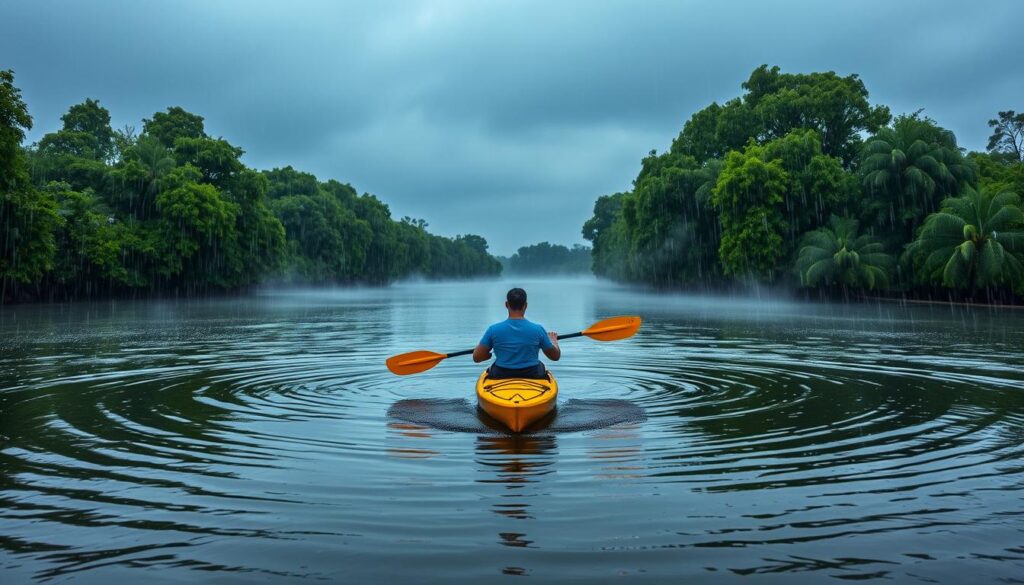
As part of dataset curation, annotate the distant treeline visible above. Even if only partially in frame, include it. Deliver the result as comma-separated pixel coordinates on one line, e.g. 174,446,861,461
583,65,1024,302
499,242,591,275
0,70,501,302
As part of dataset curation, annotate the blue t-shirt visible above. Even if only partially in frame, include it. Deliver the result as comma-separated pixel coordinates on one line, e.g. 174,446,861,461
479,318,554,369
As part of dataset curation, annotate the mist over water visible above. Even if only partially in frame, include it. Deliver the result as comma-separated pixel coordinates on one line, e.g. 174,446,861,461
2,278,1023,583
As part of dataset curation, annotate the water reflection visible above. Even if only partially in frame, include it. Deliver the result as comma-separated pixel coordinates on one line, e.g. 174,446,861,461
385,422,440,459
475,433,556,580
584,425,645,480
474,434,557,524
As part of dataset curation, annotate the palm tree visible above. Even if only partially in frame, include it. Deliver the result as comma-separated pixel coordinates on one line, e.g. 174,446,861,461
134,136,176,196
907,186,1024,290
106,136,177,221
860,113,974,242
796,216,893,290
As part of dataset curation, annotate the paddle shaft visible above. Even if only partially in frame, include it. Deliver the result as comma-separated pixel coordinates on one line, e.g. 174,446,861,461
443,330,583,358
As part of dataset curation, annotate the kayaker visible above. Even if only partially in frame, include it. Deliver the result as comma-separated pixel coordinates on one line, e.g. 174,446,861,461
473,287,560,379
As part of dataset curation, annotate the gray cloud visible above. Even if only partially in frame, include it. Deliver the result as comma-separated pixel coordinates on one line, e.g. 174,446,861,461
3,0,1021,254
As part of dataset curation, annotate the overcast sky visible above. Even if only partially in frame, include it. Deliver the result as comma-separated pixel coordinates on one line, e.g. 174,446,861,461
3,1,1022,255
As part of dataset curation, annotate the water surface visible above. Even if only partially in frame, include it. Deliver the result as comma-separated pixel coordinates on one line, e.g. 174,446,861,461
2,278,1023,583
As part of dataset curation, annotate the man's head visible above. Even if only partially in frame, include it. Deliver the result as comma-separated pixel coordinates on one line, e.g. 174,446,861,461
506,287,527,313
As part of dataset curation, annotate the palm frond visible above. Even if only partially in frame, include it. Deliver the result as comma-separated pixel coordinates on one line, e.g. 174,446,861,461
861,264,890,290
801,229,838,251
942,253,969,288
986,204,1024,232
992,231,1024,252
923,246,957,273
920,212,966,237
803,258,836,286
906,140,931,160
941,193,976,221
1002,251,1024,281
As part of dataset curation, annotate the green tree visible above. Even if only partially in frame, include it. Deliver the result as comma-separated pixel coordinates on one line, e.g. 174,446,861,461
907,186,1024,291
711,145,788,280
143,106,206,148
265,167,372,282
860,113,974,245
1,91,517,300
263,166,498,284
507,241,592,275
48,182,146,294
671,99,758,164
1,70,59,298
709,130,850,282
795,216,893,291
154,165,240,287
761,129,851,243
105,136,176,219
265,165,320,199
582,192,629,279
271,192,370,281
623,151,722,284
434,234,500,278
987,110,1024,163
135,136,177,194
969,151,1024,195
223,169,285,283
29,100,116,193
173,136,244,186
36,98,115,161
670,66,889,167
742,65,890,164
457,234,489,256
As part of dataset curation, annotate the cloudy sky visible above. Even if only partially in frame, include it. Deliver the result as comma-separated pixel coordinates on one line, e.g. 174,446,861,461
3,0,1022,255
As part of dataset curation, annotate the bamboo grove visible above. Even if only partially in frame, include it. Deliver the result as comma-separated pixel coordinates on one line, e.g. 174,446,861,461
0,71,501,302
583,65,1024,301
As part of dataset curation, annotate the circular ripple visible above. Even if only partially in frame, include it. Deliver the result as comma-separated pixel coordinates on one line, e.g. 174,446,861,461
2,286,1023,582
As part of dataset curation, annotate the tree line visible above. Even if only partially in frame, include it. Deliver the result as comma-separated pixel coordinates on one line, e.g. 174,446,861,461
0,70,501,302
499,242,591,275
583,65,1024,301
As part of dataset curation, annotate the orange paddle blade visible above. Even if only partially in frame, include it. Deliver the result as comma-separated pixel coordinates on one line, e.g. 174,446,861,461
582,315,642,341
386,350,448,375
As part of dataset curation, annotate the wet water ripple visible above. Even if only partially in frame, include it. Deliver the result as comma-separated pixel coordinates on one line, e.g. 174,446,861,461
2,281,1023,583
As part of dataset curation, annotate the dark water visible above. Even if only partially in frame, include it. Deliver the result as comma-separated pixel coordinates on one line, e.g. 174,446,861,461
2,278,1023,583
386,398,647,433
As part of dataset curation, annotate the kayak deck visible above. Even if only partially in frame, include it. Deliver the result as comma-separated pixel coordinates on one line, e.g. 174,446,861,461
476,370,558,432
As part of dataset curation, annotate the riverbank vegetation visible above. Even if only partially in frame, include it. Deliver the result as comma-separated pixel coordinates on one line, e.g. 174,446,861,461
498,242,592,275
583,65,1024,302
0,71,501,302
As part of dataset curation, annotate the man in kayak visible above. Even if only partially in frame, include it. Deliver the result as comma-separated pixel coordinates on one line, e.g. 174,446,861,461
473,287,560,379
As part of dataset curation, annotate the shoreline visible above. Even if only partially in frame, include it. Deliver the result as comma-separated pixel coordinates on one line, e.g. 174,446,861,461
869,296,1024,310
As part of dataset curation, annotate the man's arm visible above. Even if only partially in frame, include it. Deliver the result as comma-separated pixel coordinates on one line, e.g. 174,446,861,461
542,331,561,361
473,344,492,363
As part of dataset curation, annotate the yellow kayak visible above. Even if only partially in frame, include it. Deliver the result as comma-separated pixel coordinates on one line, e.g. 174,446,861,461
476,370,558,432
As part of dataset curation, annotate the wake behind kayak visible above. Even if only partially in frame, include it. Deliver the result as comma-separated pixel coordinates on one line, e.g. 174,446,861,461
387,397,646,434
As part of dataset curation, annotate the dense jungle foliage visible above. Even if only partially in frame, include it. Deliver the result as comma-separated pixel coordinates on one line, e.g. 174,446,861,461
499,242,592,275
583,65,1024,301
0,71,501,302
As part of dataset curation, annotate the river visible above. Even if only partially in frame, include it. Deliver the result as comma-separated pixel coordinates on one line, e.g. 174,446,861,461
1,278,1023,583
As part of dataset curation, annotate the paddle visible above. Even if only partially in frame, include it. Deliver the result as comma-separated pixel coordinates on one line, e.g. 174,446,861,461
385,315,641,376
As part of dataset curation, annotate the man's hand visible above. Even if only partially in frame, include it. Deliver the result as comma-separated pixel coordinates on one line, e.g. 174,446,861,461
543,332,561,361
472,344,492,363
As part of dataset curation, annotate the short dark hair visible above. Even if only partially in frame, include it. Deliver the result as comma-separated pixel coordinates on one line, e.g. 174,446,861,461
506,287,527,310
